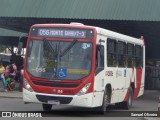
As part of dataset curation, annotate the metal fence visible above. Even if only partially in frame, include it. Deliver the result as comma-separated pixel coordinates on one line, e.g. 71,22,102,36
145,66,160,90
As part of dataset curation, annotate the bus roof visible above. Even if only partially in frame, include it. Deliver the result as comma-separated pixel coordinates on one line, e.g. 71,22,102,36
95,27,144,45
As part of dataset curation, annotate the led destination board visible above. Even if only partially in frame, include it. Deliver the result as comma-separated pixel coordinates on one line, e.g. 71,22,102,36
31,28,94,39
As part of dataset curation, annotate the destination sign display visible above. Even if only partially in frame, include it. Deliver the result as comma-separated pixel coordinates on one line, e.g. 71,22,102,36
31,27,94,39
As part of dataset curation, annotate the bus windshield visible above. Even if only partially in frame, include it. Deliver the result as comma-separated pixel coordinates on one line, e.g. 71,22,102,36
26,39,93,80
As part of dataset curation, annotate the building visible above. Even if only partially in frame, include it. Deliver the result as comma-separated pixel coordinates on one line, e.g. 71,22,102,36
0,0,160,89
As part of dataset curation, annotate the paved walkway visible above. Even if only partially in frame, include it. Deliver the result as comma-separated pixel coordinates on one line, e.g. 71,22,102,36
0,81,22,99
0,91,22,99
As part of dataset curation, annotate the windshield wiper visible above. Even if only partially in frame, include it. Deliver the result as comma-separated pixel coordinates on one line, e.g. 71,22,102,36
60,39,77,57
43,38,55,55
49,39,78,80
43,39,77,80
42,37,58,80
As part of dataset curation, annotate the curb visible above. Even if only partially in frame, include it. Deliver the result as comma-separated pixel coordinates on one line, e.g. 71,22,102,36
0,96,22,99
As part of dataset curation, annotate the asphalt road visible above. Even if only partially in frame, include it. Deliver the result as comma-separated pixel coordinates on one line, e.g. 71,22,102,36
0,90,159,120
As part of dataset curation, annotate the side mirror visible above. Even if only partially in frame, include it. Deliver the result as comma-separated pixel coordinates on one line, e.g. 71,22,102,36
97,45,104,56
17,33,28,55
100,46,104,56
95,45,104,75
17,42,23,55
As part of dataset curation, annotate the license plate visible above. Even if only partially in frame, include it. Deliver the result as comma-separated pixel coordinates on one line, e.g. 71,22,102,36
48,100,60,105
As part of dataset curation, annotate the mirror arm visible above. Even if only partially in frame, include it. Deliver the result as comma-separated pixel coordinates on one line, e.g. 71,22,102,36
17,33,28,55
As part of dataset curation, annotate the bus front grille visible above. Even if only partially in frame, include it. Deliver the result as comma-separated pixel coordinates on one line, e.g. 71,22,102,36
33,81,79,88
36,95,73,104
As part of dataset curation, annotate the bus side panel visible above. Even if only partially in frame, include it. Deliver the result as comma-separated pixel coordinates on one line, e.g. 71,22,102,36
93,70,106,107
135,68,145,98
113,68,126,103
105,68,119,104
134,68,142,99
118,68,134,102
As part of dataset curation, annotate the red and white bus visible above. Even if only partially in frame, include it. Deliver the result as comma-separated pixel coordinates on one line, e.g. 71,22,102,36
23,23,145,112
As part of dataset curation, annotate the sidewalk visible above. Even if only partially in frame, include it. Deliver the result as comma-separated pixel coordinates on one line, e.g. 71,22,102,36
0,91,22,99
0,82,22,99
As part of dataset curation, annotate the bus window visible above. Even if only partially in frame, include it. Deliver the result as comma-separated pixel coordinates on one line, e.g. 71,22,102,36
117,41,126,67
135,45,142,68
107,39,117,67
127,43,134,68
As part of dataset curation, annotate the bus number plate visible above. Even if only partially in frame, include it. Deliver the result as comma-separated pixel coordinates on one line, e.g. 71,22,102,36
48,100,60,105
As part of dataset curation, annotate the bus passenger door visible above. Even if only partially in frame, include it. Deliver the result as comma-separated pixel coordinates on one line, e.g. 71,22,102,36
93,40,106,107
95,44,105,91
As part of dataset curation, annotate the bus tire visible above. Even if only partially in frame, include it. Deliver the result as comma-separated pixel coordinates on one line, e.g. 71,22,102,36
42,104,52,111
121,87,133,110
95,89,110,114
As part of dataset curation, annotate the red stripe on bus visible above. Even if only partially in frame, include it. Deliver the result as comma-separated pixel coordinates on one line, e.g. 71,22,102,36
124,68,134,101
134,68,142,99
124,88,129,101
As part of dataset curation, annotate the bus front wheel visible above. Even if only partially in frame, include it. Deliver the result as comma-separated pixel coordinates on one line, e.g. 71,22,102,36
95,88,110,114
42,104,52,111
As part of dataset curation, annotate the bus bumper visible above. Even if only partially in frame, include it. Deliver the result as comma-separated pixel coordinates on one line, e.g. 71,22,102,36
23,88,103,108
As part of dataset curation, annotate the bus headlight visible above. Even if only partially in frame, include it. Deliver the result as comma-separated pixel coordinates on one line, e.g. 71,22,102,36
77,83,91,96
23,78,34,92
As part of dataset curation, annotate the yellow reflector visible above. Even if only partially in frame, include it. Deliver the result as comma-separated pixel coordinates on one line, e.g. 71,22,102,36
67,69,89,74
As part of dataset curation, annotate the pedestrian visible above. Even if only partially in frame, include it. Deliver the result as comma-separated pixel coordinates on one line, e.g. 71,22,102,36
9,62,17,90
0,62,7,92
4,64,10,79
15,65,23,92
5,77,11,90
